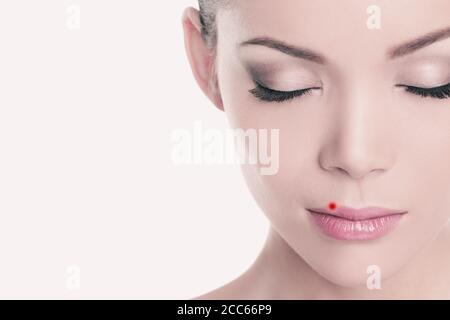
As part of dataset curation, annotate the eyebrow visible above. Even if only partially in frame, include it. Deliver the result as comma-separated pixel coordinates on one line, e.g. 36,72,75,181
388,26,450,59
239,37,326,64
240,26,450,64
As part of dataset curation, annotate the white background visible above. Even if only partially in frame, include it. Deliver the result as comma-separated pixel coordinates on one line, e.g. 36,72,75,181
0,0,268,299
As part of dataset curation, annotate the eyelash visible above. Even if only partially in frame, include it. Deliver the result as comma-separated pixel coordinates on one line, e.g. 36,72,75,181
249,82,450,103
397,83,450,99
249,82,320,103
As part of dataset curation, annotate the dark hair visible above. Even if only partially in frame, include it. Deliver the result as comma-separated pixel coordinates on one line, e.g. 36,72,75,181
198,0,225,48
198,1,230,92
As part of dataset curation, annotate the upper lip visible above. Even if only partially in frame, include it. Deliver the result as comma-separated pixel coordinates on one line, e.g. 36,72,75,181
307,206,407,221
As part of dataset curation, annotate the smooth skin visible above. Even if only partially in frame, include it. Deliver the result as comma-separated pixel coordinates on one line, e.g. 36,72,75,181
182,0,450,299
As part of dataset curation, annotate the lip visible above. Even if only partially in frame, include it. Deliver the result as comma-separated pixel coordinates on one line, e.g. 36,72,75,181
306,206,407,241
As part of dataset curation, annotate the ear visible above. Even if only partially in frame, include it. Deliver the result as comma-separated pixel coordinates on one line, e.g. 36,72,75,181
182,7,224,111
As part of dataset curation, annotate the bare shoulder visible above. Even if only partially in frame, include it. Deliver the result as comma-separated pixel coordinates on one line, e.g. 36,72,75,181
192,285,237,300
192,277,246,300
192,269,259,300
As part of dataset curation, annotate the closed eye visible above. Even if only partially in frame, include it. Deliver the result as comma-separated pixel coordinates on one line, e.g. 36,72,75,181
249,82,321,103
396,83,450,99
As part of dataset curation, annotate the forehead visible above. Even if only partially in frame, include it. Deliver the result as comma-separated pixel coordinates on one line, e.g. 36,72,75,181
217,0,450,62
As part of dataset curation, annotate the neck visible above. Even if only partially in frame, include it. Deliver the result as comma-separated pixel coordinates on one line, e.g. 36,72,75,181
247,224,450,299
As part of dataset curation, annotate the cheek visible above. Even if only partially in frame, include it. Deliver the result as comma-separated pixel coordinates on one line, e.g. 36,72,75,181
227,111,325,235
401,105,450,213
220,82,324,210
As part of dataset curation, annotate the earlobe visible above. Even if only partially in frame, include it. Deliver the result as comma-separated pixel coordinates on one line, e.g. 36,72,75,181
182,7,224,111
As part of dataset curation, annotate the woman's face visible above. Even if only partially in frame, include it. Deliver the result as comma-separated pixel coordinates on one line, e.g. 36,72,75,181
212,0,450,286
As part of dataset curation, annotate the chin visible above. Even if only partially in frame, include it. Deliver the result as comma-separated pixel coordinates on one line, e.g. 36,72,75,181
312,259,400,289
292,236,411,289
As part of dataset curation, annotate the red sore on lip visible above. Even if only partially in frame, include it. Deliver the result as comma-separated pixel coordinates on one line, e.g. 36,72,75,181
328,202,337,210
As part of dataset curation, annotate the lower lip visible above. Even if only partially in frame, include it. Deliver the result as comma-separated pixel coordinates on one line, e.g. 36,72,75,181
307,210,404,241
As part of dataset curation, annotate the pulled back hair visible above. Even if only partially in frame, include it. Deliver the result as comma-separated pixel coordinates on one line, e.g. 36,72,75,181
197,1,231,95
198,0,229,48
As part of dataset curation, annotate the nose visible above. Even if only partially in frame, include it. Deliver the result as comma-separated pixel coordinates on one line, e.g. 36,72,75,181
318,88,395,180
